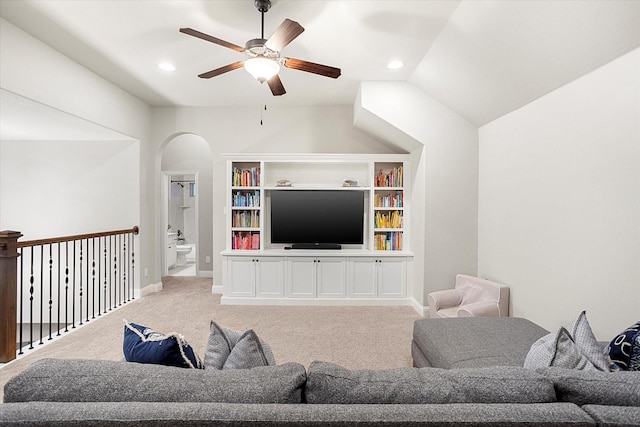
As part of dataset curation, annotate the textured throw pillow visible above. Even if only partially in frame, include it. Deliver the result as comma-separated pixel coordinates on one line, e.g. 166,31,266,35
524,311,606,371
123,321,203,369
569,311,608,371
204,320,275,370
605,321,640,371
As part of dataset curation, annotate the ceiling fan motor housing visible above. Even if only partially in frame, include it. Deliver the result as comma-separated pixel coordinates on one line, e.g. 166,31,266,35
245,38,279,60
255,0,271,13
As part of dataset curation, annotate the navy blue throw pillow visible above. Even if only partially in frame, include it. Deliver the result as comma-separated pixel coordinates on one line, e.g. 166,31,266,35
605,321,640,371
123,321,203,369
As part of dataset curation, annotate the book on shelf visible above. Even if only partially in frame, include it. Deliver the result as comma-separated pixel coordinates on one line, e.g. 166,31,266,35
232,210,260,228
232,166,260,187
374,210,403,229
374,166,403,187
232,190,260,208
232,231,260,250
374,191,403,208
375,232,403,251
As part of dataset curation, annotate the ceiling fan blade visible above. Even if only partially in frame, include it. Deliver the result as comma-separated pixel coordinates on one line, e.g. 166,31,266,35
265,19,304,51
180,28,244,52
198,61,244,79
283,58,341,79
267,74,286,96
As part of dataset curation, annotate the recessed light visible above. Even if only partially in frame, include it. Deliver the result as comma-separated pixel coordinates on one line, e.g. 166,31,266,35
157,62,176,72
387,60,404,70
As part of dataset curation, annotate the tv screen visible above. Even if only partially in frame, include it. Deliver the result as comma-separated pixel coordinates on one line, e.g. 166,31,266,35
270,190,365,246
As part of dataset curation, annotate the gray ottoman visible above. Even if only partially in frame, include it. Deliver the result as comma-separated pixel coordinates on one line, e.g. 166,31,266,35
412,317,549,369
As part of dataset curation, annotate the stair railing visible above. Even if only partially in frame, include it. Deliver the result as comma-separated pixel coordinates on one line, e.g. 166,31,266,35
0,226,139,362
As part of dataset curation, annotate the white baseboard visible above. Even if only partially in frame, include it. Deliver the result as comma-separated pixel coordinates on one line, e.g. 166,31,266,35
211,284,223,294
411,298,429,317
220,296,415,307
136,282,163,298
198,270,213,278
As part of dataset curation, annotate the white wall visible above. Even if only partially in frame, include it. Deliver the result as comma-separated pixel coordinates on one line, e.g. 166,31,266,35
478,48,640,339
0,18,155,288
0,140,139,239
355,81,479,307
151,105,397,286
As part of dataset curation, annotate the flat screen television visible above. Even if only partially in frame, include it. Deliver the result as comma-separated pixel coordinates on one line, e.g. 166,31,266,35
270,190,365,249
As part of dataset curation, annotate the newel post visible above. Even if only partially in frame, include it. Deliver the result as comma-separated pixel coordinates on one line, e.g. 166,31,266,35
0,230,22,362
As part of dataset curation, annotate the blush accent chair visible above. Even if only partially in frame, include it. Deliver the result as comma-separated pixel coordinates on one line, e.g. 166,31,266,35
427,274,510,318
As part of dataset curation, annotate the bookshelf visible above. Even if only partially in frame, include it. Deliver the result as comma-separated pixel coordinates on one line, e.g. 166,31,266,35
230,162,261,250
373,162,404,251
227,158,409,252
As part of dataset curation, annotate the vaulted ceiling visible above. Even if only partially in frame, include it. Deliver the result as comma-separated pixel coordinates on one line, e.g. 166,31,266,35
1,0,639,128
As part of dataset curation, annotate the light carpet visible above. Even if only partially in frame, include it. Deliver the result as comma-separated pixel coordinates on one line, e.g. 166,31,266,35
0,276,422,401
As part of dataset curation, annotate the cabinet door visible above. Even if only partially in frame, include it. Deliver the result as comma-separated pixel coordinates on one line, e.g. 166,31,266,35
377,258,406,297
316,258,346,298
287,257,316,297
255,257,284,298
348,258,377,298
227,257,256,297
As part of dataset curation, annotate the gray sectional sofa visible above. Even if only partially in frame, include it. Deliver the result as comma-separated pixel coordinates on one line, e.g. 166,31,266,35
1,317,639,426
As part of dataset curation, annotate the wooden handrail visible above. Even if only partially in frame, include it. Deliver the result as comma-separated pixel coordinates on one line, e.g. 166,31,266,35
16,226,139,248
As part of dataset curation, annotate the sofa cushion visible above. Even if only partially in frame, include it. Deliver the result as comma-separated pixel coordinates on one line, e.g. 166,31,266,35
582,405,640,426
605,321,640,371
204,320,275,370
0,402,594,426
122,321,202,369
539,367,640,407
305,361,556,404
412,317,549,369
3,359,306,404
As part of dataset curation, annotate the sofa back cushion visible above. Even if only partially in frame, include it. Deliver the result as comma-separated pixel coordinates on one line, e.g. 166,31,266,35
305,361,556,404
540,367,640,407
3,359,306,404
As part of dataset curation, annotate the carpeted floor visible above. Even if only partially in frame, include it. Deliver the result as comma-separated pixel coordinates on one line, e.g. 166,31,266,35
0,276,423,401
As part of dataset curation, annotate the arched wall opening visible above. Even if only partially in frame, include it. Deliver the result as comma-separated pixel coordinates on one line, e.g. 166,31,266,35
159,133,213,278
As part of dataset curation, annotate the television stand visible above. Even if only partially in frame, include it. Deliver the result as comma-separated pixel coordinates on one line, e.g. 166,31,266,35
291,243,342,250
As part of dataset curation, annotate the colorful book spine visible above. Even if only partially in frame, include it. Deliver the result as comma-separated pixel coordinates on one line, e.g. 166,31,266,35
375,232,403,251
374,166,403,187
232,211,260,228
232,190,260,207
374,211,403,229
232,167,260,187
232,231,260,250
374,191,403,208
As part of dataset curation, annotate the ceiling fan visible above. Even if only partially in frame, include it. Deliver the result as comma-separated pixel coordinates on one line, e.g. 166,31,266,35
180,0,341,96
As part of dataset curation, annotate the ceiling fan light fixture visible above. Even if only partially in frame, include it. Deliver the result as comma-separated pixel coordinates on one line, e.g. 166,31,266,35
244,56,280,83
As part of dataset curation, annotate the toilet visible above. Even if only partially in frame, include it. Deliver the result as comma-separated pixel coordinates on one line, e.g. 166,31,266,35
175,245,193,266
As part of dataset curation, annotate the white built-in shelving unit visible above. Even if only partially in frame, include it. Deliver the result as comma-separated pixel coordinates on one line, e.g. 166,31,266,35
221,154,413,307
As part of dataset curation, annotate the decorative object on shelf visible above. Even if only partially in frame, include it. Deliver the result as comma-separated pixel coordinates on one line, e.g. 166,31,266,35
342,179,358,187
276,179,291,187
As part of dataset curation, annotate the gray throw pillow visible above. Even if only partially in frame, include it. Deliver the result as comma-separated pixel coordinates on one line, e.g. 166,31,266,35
524,311,606,371
204,320,275,370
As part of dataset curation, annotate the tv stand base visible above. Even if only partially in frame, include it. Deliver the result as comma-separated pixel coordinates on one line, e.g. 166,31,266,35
290,243,342,250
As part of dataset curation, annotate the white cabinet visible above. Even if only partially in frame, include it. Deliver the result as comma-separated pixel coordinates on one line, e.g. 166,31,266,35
226,256,284,298
287,257,346,298
349,258,406,298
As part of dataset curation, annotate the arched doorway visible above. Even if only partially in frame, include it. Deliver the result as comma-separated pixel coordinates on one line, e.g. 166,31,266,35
160,134,213,277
